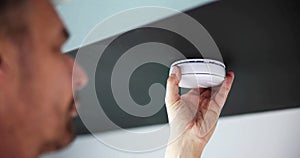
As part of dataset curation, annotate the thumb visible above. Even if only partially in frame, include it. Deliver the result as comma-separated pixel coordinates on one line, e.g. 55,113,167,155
165,66,182,105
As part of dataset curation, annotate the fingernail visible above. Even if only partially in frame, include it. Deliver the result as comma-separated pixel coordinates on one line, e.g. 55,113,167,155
170,66,176,74
170,66,180,79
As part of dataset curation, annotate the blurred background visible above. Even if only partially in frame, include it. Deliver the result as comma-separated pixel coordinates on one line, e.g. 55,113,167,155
43,0,300,157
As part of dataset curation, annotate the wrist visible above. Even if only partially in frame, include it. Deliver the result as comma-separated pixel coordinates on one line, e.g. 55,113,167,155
165,134,206,158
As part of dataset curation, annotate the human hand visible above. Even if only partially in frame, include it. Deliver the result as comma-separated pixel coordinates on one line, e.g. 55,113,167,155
164,66,234,158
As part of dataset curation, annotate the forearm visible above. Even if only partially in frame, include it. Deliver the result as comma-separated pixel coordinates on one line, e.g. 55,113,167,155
164,136,205,158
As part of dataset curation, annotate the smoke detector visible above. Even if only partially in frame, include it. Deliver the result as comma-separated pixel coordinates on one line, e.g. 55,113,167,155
170,59,226,88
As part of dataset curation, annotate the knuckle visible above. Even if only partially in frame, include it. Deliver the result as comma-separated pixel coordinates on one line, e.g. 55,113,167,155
167,75,176,83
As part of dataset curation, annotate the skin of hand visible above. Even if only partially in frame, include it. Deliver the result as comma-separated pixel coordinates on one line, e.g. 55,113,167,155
164,66,234,158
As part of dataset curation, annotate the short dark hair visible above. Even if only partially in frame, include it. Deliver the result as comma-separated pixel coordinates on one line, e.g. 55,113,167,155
0,0,28,41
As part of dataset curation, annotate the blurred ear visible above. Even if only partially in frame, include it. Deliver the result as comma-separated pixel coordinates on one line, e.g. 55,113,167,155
0,53,2,72
0,33,18,81
0,35,20,84
0,52,4,84
0,35,10,79
0,52,4,82
0,41,3,76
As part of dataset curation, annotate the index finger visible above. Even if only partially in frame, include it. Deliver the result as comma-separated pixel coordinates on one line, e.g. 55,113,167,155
212,71,235,108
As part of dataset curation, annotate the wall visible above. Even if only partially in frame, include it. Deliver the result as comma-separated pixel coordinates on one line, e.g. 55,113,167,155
42,108,300,158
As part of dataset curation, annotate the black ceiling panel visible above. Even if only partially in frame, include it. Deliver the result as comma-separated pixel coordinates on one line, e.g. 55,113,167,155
185,0,300,115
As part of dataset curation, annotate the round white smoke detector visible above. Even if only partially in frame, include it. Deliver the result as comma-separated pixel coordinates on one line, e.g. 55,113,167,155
170,59,226,88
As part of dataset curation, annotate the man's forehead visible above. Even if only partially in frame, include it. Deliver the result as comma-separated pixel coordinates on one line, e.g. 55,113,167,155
28,0,66,35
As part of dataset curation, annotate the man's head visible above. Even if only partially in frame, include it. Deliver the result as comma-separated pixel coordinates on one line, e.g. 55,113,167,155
0,0,88,156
